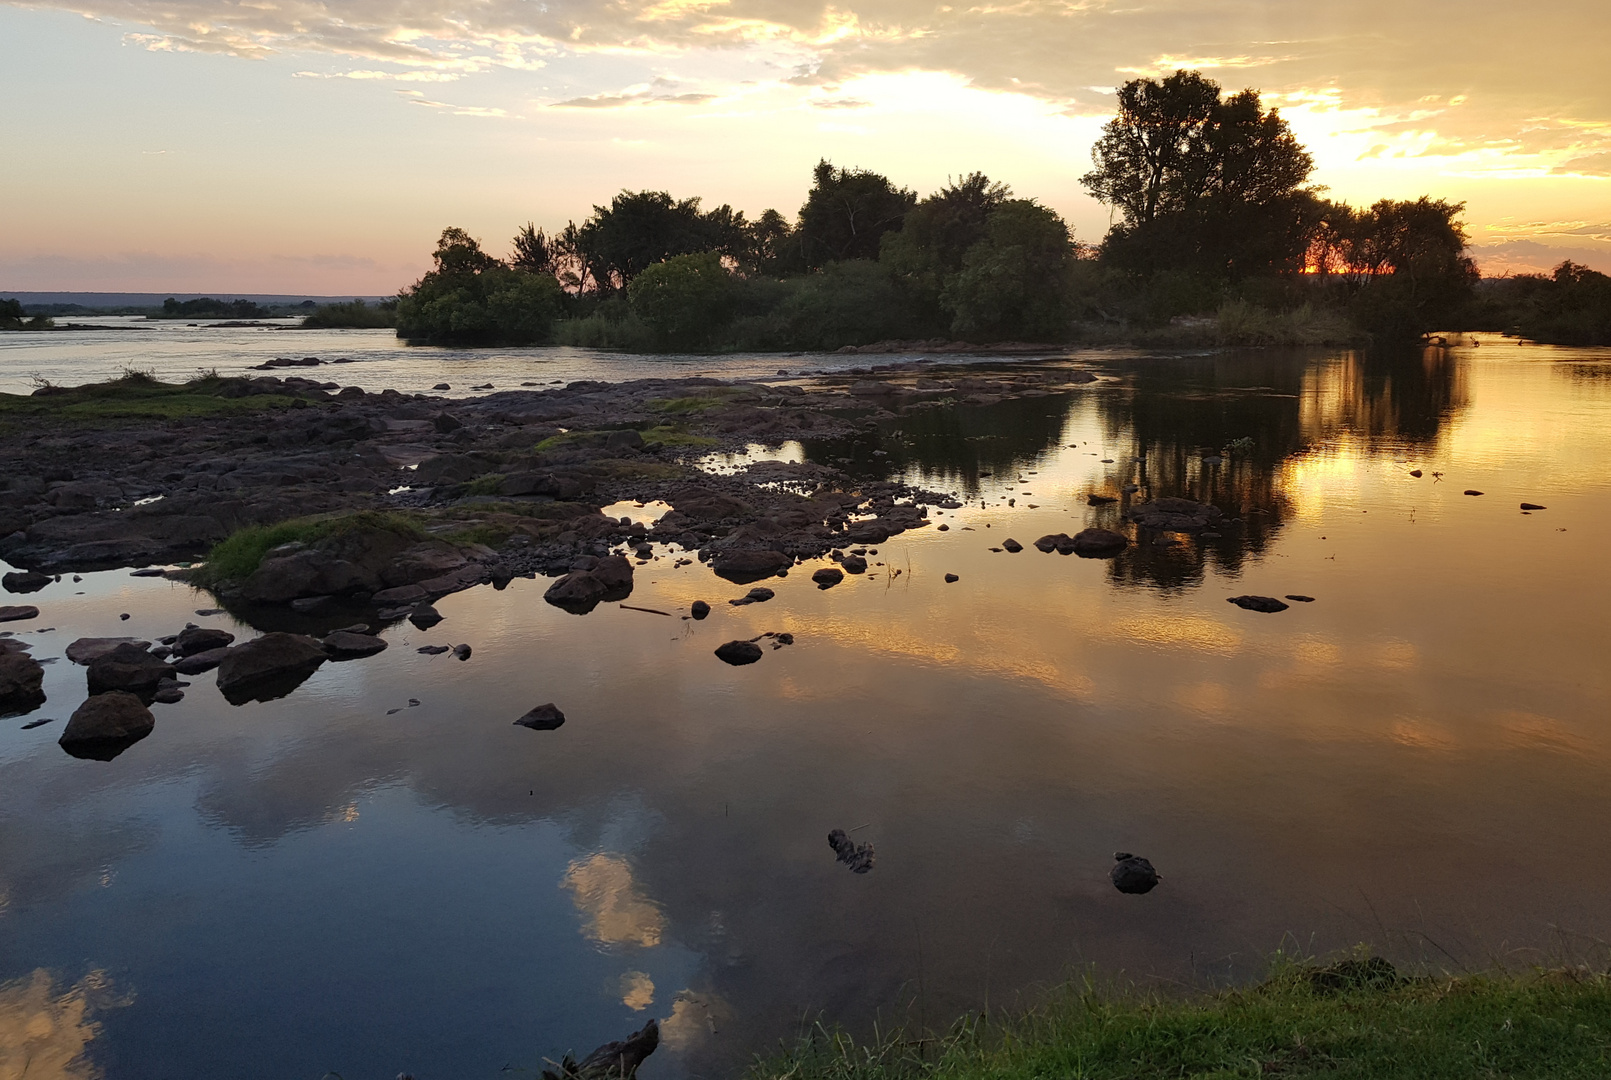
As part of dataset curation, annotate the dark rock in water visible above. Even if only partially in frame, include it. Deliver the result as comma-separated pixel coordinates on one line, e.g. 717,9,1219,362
812,567,844,588
66,637,150,664
172,646,231,675
289,595,333,614
432,383,451,391
59,691,154,760
20,716,55,730
544,555,634,614
409,603,443,629
173,626,234,657
153,685,185,704
417,645,451,655
1127,498,1223,531
87,643,172,695
729,587,775,606
322,631,388,659
1409,469,1423,478
216,632,327,705
0,642,46,717
514,703,566,730
1464,490,1484,496
715,640,763,666
690,600,711,620
1001,538,1023,552
1034,533,1080,554
0,605,40,625
944,573,959,583
841,554,868,574
1086,494,1117,506
1227,595,1289,613
936,523,949,531
1520,502,1546,511
1071,528,1129,558
452,643,472,661
1309,956,1399,994
1110,852,1160,894
119,613,130,621
711,548,792,583
129,568,165,578
828,828,875,873
543,1019,659,1080
3,570,51,594
1285,594,1316,603
195,608,226,617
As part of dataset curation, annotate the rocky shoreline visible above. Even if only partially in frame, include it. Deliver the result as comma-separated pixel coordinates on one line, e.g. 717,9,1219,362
0,359,1105,622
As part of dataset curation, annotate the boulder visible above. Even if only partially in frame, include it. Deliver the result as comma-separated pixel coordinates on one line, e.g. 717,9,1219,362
0,605,39,623
1110,852,1160,895
239,549,374,604
589,555,634,592
3,570,51,594
173,646,232,675
729,587,775,606
322,631,388,659
0,643,45,717
66,637,151,664
690,600,711,619
1127,498,1223,531
812,567,844,588
1033,533,1071,553
1001,538,1023,553
840,554,868,574
59,691,154,760
714,640,763,666
216,632,327,705
173,626,235,657
1070,528,1129,558
1227,595,1289,613
711,548,792,584
514,703,566,730
408,603,443,629
86,643,172,695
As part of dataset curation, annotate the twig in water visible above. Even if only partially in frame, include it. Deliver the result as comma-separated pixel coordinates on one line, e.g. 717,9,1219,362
619,604,672,617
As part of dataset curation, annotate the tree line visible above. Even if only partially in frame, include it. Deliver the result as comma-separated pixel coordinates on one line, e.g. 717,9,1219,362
394,69,1607,350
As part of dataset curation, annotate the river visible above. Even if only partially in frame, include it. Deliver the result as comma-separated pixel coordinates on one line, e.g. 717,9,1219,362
2,332,1609,1080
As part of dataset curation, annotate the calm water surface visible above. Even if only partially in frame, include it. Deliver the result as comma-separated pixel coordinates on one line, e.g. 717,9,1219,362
2,337,1610,1079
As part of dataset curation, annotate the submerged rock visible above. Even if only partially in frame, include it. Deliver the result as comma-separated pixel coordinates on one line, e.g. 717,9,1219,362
59,691,154,760
729,587,775,606
1110,852,1160,894
322,631,388,659
216,632,327,705
714,640,764,666
1284,594,1316,603
172,646,231,675
409,603,443,629
1227,595,1290,613
1126,498,1223,531
828,828,875,874
514,703,566,730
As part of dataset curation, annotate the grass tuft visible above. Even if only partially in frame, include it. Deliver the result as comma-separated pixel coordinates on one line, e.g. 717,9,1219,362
192,511,425,587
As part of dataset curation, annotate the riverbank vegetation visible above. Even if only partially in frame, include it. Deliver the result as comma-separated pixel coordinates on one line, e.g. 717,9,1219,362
299,298,398,329
0,298,53,331
0,369,304,425
393,68,1611,352
757,955,1611,1080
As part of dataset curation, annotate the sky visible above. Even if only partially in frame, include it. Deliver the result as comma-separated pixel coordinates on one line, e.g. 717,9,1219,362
2,0,1608,294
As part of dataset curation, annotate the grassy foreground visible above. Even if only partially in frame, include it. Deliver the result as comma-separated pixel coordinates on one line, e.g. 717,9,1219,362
0,369,303,422
757,958,1611,1080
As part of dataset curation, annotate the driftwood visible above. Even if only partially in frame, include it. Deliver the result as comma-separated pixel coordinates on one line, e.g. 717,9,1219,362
543,1019,660,1080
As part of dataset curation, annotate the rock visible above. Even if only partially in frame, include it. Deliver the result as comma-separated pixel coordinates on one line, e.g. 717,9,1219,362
0,605,39,623
322,631,388,659
0,646,46,716
729,587,775,606
3,570,51,594
66,637,151,664
1284,594,1316,603
240,549,374,604
1033,533,1070,553
714,640,764,666
711,548,792,583
514,703,566,730
432,383,451,391
1071,528,1129,558
86,643,172,695
1127,498,1223,531
153,685,185,704
59,691,154,760
828,828,875,874
690,600,711,619
172,646,232,675
1001,538,1022,552
544,555,633,614
289,595,333,614
452,643,472,661
841,554,868,574
812,567,844,588
409,603,443,629
1520,502,1546,511
1227,595,1290,613
216,632,327,705
1409,469,1423,478
944,573,959,582
129,568,166,578
1111,852,1160,894
432,412,463,433
1464,490,1484,496
173,626,234,657
937,523,949,531
589,554,634,591
562,1019,660,1080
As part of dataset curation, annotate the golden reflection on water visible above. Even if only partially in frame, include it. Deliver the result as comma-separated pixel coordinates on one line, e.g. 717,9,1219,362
0,970,111,1080
619,971,655,1011
562,854,666,948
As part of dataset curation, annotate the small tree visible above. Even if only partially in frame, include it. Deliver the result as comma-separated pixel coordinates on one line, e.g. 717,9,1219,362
628,252,737,349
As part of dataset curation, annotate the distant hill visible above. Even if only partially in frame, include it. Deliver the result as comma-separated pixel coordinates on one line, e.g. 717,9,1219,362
0,292,392,309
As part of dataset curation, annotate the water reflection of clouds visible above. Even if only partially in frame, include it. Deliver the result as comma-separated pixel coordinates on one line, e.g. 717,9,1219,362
563,854,666,949
0,969,117,1080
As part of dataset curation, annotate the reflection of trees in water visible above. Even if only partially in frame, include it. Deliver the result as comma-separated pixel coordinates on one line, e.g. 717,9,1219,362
799,393,1076,493
1303,346,1468,445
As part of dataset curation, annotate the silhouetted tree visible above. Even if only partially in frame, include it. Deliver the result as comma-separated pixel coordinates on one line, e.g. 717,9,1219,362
796,160,916,268
943,200,1075,339
396,226,564,345
511,223,555,275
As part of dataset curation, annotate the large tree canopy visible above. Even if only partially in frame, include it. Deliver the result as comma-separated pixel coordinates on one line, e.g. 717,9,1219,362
796,159,916,268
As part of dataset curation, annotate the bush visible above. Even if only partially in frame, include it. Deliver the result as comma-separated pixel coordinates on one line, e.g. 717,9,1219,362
396,228,565,345
628,251,738,349
944,200,1075,340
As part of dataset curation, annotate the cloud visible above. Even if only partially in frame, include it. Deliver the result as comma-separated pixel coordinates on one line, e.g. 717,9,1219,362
294,68,464,82
1553,152,1611,176
1470,240,1611,276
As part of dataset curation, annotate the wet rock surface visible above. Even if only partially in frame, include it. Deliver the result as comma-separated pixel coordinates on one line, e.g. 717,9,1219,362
3,570,51,593
514,703,566,730
1110,852,1160,894
59,691,155,760
0,639,46,716
1227,595,1291,613
1070,528,1129,557
215,632,327,705
66,637,151,664
0,606,39,623
86,642,173,696
714,640,764,666
321,631,388,659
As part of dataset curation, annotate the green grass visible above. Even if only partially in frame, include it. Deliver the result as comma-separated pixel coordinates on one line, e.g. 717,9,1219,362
641,424,718,447
462,474,505,496
649,391,738,414
756,956,1611,1080
0,371,307,422
192,510,425,586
